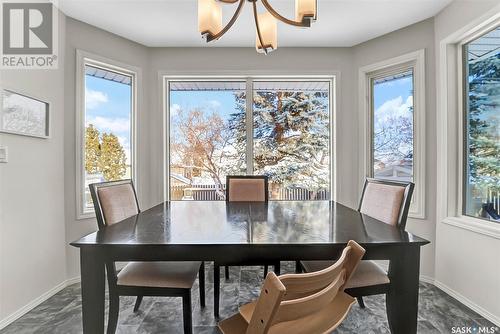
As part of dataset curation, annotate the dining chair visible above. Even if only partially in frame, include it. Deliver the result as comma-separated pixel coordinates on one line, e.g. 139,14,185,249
213,175,280,318
218,240,366,334
299,178,414,309
89,180,205,334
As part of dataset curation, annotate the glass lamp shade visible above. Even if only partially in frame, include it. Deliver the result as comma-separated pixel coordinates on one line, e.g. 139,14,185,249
198,0,222,36
255,11,277,53
295,0,317,22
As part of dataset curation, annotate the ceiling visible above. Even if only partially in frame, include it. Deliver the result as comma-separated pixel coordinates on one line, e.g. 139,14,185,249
58,0,453,48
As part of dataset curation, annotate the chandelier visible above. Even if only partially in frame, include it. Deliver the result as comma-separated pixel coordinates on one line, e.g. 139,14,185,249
198,0,317,54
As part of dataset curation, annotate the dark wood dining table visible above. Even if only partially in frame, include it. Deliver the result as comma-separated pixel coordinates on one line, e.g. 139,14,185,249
71,200,429,334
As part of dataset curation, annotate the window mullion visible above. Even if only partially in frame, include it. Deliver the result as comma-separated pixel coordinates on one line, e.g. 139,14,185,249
245,77,253,175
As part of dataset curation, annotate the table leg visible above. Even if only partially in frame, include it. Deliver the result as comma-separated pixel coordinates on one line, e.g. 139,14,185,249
80,248,105,334
386,246,420,334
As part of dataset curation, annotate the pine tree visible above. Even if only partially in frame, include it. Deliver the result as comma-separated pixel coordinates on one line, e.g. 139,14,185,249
230,90,330,197
467,53,500,194
85,124,101,174
98,133,127,181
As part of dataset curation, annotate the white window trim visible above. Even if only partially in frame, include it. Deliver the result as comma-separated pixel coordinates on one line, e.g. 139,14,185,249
358,49,426,219
75,50,139,219
436,7,500,238
161,73,337,203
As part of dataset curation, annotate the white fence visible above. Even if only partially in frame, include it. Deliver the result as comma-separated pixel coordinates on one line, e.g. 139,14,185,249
171,184,330,201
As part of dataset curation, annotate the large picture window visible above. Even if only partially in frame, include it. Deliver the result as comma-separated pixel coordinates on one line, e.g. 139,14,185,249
463,26,500,223
77,53,136,217
167,79,332,201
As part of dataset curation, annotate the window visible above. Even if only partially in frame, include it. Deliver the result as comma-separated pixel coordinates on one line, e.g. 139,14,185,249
77,52,136,218
371,70,414,182
361,50,425,218
167,78,332,201
463,26,500,223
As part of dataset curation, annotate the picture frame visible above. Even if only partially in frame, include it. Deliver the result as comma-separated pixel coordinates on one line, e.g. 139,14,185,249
0,89,50,139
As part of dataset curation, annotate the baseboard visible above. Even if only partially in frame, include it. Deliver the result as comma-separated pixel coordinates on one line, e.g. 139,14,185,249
0,277,80,330
433,279,500,326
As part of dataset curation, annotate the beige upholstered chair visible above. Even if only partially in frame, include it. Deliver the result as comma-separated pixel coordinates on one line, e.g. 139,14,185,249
89,180,205,334
218,240,366,334
215,175,278,318
300,178,414,309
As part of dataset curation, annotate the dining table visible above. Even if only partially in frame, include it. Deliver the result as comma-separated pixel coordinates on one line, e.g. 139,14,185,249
71,200,429,334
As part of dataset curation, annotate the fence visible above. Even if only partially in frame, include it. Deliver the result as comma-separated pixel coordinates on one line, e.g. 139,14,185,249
171,184,330,201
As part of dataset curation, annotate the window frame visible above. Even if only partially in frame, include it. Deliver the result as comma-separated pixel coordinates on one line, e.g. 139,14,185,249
460,23,500,223
76,50,139,219
163,75,336,202
359,50,426,219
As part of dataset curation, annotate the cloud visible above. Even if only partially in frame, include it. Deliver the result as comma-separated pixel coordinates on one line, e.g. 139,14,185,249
86,116,130,133
85,88,108,109
375,95,413,125
170,103,181,116
207,100,221,109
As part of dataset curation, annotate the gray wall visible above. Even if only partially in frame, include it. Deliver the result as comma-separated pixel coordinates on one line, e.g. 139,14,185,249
0,13,67,322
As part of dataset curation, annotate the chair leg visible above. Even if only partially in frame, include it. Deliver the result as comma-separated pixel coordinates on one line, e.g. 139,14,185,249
214,264,220,319
199,262,205,308
182,292,193,334
133,295,143,313
224,266,230,280
357,296,366,309
295,261,303,273
263,265,268,278
274,262,281,275
107,292,119,334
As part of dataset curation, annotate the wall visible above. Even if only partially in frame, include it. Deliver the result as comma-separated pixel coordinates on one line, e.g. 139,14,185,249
0,12,67,325
63,17,150,279
353,19,437,279
433,0,500,324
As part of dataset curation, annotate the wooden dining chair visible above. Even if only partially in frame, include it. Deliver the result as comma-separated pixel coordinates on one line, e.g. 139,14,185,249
214,175,280,318
218,240,366,334
89,180,205,334
300,178,414,309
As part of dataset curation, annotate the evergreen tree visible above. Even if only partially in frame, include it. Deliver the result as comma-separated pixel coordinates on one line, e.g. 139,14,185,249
85,124,101,174
230,90,330,197
98,133,127,181
467,53,500,194
84,125,127,181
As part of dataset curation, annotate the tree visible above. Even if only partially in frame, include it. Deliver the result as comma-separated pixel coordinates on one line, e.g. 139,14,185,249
467,53,500,195
171,107,245,198
85,124,101,174
231,90,330,197
98,133,127,181
84,125,127,181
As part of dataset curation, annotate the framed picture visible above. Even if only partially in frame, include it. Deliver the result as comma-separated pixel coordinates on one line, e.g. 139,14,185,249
0,89,50,139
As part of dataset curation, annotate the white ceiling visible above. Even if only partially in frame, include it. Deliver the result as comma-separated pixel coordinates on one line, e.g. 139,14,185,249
58,0,453,48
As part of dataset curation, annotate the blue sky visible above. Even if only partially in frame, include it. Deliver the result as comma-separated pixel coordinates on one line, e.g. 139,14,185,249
85,75,132,163
170,90,241,120
374,76,413,110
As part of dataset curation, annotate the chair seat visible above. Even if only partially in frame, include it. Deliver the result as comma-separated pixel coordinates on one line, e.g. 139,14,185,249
117,261,201,289
301,260,390,288
219,291,356,334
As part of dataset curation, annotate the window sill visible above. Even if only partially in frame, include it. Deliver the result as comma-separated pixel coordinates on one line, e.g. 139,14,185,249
441,216,500,239
77,211,96,220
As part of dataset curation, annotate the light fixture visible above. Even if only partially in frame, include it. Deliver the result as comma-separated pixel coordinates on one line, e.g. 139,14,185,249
198,0,317,54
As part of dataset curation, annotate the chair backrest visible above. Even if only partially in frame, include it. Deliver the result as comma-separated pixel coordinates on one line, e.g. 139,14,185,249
226,175,268,202
358,178,414,229
246,240,365,333
89,180,140,230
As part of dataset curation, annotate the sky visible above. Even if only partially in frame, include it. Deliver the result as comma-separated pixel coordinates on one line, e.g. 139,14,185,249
170,90,242,121
85,74,132,164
